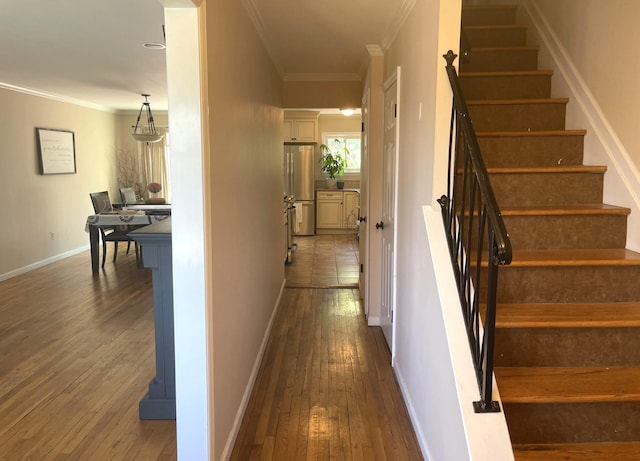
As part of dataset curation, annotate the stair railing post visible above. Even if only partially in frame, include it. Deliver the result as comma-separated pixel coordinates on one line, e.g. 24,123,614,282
441,50,511,413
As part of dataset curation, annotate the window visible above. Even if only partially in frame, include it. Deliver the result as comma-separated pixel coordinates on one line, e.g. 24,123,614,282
323,133,361,173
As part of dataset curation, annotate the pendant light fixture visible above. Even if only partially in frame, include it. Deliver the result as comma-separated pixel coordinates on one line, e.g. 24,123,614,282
132,94,164,143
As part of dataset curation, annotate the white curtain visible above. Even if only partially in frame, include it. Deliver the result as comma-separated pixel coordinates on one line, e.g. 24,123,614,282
138,128,171,202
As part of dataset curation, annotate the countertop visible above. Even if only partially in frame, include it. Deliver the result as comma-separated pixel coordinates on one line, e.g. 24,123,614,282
316,188,360,193
129,217,172,240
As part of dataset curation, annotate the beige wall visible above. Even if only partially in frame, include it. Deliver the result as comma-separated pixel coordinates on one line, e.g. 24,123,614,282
374,0,511,458
535,0,640,171
203,0,284,457
0,88,118,278
283,80,362,108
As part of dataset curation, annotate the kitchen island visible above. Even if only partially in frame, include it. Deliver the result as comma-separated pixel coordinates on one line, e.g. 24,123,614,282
129,219,175,420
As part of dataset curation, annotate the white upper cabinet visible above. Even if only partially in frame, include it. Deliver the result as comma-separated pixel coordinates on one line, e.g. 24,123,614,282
283,111,319,143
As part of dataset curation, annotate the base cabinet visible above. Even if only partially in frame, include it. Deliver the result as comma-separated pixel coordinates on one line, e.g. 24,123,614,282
316,192,343,228
343,192,359,229
316,190,359,230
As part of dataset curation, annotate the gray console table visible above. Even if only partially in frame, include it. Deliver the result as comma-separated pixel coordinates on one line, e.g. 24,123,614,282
130,218,175,420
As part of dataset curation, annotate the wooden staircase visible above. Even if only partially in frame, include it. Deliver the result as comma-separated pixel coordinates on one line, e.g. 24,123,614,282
461,5,640,460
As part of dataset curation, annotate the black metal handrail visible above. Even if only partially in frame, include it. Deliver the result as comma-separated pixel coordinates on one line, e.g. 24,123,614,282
438,50,512,413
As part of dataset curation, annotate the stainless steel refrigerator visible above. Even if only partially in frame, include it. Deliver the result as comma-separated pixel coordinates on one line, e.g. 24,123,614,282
284,143,315,235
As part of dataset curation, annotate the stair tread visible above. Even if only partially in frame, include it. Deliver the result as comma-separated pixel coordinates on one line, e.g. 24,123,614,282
513,441,640,461
464,24,528,31
469,46,539,51
495,302,640,328
461,70,554,78
476,129,586,137
496,366,640,403
463,5,517,11
509,249,640,267
468,98,569,105
486,165,606,174
500,204,631,217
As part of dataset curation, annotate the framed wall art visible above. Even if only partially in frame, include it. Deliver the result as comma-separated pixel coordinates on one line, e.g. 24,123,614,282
36,127,76,175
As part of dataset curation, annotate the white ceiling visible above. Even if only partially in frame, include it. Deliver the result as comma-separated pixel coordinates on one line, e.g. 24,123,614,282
0,0,407,112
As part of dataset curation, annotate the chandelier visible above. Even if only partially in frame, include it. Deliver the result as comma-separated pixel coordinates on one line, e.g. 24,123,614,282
132,94,164,143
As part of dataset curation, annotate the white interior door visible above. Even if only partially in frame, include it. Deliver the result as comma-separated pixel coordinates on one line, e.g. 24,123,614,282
359,90,370,314
380,71,399,353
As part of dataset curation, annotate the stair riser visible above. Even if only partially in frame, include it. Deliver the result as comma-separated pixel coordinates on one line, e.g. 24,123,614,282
470,102,566,131
462,8,517,26
496,327,640,367
461,49,539,72
464,27,528,47
460,74,552,100
478,135,584,168
501,214,627,250
503,402,640,444
490,172,604,207
493,266,640,303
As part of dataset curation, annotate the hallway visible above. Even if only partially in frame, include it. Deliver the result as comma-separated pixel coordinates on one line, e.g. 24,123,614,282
285,234,360,288
232,235,423,459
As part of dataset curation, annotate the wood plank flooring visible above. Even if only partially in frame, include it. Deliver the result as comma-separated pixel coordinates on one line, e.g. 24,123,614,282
0,250,176,459
232,235,423,460
0,235,421,460
285,235,360,288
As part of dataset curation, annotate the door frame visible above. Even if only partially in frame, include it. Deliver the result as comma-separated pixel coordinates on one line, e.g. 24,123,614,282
360,89,370,315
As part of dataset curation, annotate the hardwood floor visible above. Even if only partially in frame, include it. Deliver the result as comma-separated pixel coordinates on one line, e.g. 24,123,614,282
232,235,423,460
0,251,176,459
0,235,421,460
285,234,360,288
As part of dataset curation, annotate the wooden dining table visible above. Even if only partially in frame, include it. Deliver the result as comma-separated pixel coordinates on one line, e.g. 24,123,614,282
85,211,170,273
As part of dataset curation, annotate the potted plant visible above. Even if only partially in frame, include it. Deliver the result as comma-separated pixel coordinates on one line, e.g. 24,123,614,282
320,141,346,188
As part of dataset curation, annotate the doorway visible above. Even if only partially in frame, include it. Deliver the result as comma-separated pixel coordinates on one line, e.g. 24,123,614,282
285,110,363,288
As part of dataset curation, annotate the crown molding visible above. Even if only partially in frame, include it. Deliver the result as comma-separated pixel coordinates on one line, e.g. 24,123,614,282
283,73,361,82
158,0,200,7
366,44,385,57
241,0,285,76
241,0,265,40
0,81,115,113
380,0,417,51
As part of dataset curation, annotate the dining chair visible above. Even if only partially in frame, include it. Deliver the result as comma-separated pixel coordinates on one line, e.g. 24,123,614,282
119,187,138,206
89,191,138,268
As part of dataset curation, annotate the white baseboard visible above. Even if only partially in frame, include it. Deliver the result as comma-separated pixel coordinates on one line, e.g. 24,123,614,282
0,245,90,283
367,315,380,326
394,360,434,461
220,278,287,460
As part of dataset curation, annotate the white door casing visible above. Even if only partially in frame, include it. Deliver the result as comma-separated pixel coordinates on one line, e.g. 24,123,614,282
380,68,400,359
360,90,370,314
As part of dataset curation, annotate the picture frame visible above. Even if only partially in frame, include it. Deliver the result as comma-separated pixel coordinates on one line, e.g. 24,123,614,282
36,127,76,175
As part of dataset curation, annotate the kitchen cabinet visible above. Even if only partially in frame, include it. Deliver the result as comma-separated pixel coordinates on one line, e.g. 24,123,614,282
283,118,317,142
343,191,360,229
316,191,343,228
316,190,360,230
